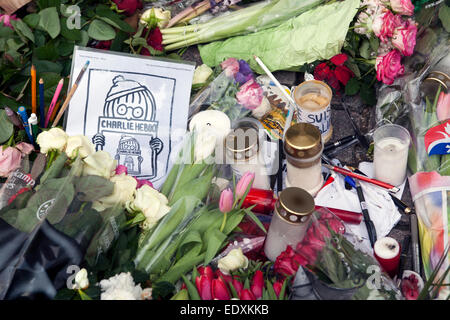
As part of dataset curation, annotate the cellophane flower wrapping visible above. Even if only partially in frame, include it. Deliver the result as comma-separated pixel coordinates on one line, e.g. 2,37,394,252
280,207,400,300
374,28,449,299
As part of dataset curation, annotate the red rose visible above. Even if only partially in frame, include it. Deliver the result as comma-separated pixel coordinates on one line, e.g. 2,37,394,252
330,53,348,66
112,0,143,16
93,40,112,50
274,245,307,277
141,27,163,55
314,62,331,81
334,65,354,86
325,71,341,91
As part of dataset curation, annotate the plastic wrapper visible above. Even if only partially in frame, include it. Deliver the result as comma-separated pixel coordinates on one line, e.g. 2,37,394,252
374,27,450,299
279,207,401,300
0,152,123,299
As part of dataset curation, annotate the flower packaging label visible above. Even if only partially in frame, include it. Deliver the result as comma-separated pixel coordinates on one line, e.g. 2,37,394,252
64,47,195,188
424,120,450,156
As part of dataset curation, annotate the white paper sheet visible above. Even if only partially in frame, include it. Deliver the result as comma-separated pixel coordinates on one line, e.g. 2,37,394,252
65,47,195,188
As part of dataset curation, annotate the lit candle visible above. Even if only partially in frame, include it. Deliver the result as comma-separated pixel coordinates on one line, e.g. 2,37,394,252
373,237,401,278
264,187,315,261
373,124,411,187
284,123,324,196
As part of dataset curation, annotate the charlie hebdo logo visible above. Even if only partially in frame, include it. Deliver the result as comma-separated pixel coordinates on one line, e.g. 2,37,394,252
92,76,163,178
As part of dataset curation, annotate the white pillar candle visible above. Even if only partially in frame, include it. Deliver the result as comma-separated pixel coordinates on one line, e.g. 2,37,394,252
373,124,411,187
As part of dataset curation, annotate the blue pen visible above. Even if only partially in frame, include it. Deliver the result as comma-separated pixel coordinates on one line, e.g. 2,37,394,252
17,106,34,144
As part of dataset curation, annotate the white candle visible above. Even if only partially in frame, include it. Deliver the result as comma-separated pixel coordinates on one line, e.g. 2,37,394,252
374,137,409,186
285,160,323,196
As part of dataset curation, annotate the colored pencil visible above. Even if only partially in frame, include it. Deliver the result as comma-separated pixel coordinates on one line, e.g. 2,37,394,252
31,65,37,114
39,78,45,127
52,61,89,128
323,163,400,193
45,78,64,128
50,99,62,122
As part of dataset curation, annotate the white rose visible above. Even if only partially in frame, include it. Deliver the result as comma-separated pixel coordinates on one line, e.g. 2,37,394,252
217,248,249,275
192,64,213,85
73,268,89,290
193,128,217,162
93,173,137,211
36,128,68,154
140,8,171,29
82,151,117,179
127,184,170,230
65,135,95,159
100,272,142,300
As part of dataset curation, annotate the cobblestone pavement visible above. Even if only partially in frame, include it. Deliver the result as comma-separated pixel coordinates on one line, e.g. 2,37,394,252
183,46,418,274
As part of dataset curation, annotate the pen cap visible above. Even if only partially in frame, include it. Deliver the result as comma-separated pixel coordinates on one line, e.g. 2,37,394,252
17,106,29,123
29,113,38,125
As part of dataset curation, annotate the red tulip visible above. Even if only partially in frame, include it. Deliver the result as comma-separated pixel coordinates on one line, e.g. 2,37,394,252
250,270,264,299
215,269,233,284
240,289,256,300
196,275,212,300
212,277,230,300
273,280,284,298
231,278,244,296
198,265,214,280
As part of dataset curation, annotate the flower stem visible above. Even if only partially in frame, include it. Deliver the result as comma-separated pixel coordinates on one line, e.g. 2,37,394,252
220,212,227,232
137,27,152,54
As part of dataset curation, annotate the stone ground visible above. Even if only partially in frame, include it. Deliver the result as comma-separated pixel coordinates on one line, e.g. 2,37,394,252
183,46,418,275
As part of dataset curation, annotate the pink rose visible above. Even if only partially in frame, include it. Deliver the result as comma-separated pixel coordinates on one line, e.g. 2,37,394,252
375,50,405,85
0,14,18,30
236,79,263,110
15,142,35,155
135,178,153,189
115,164,128,175
372,10,395,42
220,58,239,77
391,20,417,56
0,147,22,177
390,0,414,16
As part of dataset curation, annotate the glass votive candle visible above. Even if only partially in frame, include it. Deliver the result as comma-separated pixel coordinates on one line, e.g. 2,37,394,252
284,123,324,196
373,124,411,187
264,187,315,262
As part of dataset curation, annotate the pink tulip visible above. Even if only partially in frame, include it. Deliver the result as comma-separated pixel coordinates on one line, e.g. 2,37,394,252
195,275,212,300
239,289,256,300
219,188,233,213
250,270,264,299
197,265,214,280
115,165,128,175
212,277,230,300
15,142,34,155
235,172,255,199
0,146,22,177
436,91,450,121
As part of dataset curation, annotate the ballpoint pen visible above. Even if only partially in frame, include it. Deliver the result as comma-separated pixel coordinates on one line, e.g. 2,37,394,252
354,179,377,247
397,235,411,284
17,106,33,144
410,213,421,274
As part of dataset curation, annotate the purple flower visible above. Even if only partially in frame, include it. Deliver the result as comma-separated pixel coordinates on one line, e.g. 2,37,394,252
234,60,254,85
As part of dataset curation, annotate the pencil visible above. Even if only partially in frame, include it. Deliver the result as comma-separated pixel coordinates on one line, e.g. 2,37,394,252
39,78,45,127
31,65,37,114
52,61,89,128
45,78,64,128
50,99,62,122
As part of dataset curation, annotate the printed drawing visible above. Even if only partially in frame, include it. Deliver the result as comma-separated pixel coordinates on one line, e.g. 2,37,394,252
92,75,163,178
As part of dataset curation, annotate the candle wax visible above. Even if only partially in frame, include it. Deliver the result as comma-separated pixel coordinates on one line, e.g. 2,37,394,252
374,137,409,186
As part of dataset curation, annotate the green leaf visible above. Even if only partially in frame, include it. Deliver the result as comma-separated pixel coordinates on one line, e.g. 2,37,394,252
35,42,59,61
0,25,14,38
78,289,92,300
359,40,370,59
203,228,226,265
23,14,41,29
38,7,61,39
11,19,35,43
181,274,201,300
360,83,376,105
88,19,116,41
31,60,63,74
77,30,90,47
57,41,75,57
243,208,267,234
439,5,450,33
368,35,379,52
96,6,135,33
60,17,82,41
345,77,361,96
0,109,14,144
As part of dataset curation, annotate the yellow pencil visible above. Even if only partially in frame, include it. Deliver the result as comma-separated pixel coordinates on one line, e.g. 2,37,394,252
31,65,37,114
